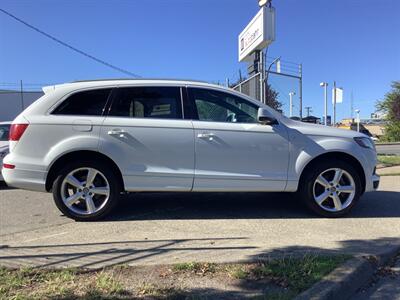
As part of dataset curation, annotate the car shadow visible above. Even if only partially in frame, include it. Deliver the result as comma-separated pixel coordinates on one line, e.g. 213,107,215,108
0,181,15,190
103,190,400,221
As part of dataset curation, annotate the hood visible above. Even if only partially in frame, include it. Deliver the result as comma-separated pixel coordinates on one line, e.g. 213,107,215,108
283,118,368,139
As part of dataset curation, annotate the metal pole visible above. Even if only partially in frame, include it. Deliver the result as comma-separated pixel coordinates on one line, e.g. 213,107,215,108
324,83,328,126
289,92,295,117
20,80,24,111
265,56,281,104
299,64,303,119
333,81,336,127
259,51,264,104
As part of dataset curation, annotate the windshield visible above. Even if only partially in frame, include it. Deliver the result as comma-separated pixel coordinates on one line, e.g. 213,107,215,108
0,124,11,141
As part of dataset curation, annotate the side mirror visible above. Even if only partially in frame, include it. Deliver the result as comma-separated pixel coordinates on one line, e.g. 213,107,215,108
257,108,278,125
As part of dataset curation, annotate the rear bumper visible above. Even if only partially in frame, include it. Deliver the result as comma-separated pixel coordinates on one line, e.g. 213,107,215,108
2,167,47,192
2,153,47,192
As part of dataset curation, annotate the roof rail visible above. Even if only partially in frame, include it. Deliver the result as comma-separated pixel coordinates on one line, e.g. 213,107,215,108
71,78,210,84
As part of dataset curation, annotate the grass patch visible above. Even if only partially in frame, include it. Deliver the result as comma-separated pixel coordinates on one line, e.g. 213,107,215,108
173,262,216,274
379,172,400,176
378,155,400,166
252,254,350,293
0,255,349,299
95,271,125,295
226,265,250,279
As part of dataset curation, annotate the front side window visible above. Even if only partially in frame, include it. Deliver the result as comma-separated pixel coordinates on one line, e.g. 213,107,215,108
109,87,182,119
189,88,258,123
52,88,112,116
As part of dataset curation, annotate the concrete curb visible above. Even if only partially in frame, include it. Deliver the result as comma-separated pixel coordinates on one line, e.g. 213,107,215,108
295,244,400,300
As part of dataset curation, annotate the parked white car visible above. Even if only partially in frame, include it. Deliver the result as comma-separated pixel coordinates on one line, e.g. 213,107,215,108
2,79,379,220
0,121,11,182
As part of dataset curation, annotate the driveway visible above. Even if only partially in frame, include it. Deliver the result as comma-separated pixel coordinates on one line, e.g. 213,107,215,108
0,177,399,269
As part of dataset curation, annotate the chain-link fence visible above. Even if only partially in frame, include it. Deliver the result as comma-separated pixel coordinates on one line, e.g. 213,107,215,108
232,73,261,102
229,56,304,120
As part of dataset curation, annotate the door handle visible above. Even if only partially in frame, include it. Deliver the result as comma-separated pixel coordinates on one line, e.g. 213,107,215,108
197,133,215,141
108,129,125,137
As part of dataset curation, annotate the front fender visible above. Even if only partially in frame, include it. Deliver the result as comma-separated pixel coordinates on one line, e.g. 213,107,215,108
285,133,372,191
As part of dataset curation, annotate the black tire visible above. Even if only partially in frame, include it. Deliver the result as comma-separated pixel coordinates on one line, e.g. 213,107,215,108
52,160,121,221
299,159,362,218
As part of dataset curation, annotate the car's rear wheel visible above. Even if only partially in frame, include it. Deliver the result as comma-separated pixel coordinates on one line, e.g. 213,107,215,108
52,161,120,221
300,160,362,217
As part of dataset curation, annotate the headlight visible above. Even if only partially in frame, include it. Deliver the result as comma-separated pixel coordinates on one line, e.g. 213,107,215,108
354,137,375,150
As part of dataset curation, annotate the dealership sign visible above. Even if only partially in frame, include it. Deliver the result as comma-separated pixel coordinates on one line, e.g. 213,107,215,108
238,6,276,62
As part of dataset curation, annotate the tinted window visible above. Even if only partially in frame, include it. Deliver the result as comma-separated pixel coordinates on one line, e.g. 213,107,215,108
0,124,10,141
189,88,258,123
109,87,182,119
52,89,112,116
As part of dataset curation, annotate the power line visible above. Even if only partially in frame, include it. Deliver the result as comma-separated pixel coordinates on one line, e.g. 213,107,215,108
0,8,141,78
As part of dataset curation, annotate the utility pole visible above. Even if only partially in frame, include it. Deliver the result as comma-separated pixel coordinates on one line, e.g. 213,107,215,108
350,91,354,120
333,81,337,127
20,80,24,111
289,92,295,117
305,106,312,117
299,64,303,119
320,82,328,125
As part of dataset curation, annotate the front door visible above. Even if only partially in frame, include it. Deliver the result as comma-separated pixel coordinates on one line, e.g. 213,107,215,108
99,86,194,191
188,87,289,191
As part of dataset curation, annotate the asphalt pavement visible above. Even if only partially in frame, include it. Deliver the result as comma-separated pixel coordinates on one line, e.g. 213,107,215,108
376,143,400,155
0,176,399,269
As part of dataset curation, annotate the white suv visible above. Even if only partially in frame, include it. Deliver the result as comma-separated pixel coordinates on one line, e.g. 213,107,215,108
2,79,380,220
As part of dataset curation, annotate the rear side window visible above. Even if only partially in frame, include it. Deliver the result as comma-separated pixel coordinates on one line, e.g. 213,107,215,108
109,87,182,119
52,89,112,116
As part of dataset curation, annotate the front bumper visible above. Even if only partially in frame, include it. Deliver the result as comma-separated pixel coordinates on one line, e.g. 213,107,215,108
365,172,380,192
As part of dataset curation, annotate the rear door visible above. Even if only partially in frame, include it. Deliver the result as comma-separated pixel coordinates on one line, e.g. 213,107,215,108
187,87,289,191
99,85,195,191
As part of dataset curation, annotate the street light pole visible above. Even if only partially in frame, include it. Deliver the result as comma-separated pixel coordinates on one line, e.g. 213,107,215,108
320,82,328,126
333,81,337,127
289,92,295,117
265,56,281,103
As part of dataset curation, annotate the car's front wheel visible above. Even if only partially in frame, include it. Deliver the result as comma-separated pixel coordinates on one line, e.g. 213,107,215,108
52,161,121,221
300,160,362,217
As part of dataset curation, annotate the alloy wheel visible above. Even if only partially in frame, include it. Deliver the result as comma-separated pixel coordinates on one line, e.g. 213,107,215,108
60,167,110,215
312,168,356,212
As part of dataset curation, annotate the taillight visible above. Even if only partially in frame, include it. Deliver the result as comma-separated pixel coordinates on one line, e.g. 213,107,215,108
3,164,15,169
9,124,29,141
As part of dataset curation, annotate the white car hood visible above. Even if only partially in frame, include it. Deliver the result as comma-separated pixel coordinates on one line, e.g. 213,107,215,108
283,118,367,139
